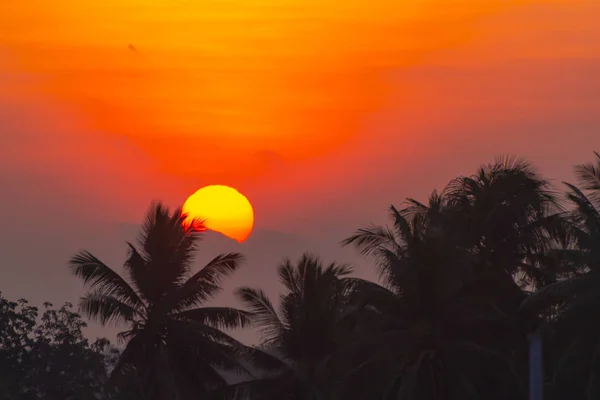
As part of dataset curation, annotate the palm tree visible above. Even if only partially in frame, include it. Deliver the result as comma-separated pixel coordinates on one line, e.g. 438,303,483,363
440,157,571,386
521,152,600,400
221,253,362,400
442,156,564,296
69,202,252,400
342,197,523,400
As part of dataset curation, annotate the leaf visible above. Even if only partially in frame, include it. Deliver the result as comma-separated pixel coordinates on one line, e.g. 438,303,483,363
341,225,397,256
389,205,415,244
109,334,146,382
123,243,150,298
136,202,204,300
277,258,301,294
235,287,285,341
167,253,245,312
166,319,250,374
520,272,600,314
79,290,141,326
240,345,289,374
69,251,143,309
575,152,600,192
172,307,253,330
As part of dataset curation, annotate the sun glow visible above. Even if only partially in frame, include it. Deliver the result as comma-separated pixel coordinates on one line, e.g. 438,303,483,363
0,0,529,182
182,185,254,243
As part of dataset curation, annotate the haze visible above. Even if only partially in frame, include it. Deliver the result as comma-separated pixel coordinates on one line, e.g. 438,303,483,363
1,0,599,344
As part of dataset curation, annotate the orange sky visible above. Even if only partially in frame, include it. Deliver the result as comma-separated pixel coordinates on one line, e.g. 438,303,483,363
2,0,599,228
0,0,565,183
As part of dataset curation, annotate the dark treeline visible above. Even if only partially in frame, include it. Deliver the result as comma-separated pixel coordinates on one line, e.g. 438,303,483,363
2,152,600,400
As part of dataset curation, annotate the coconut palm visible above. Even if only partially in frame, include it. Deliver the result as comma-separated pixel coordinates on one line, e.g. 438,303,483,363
220,253,362,400
342,197,523,400
520,152,600,400
443,156,565,295
69,202,252,400
443,157,578,389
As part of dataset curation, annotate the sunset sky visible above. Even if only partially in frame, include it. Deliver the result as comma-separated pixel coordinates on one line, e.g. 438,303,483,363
1,0,599,342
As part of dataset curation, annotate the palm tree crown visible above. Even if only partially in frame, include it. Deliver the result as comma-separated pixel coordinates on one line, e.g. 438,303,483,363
227,253,358,400
339,157,558,400
70,202,252,399
521,152,600,400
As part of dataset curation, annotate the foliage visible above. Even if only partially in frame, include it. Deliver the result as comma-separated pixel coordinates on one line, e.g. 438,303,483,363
340,166,536,400
69,202,253,400
221,254,365,400
0,293,118,400
520,152,600,400
8,152,600,400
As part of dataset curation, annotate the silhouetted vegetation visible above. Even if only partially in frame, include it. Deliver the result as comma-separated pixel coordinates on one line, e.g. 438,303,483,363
0,294,118,399
2,152,600,399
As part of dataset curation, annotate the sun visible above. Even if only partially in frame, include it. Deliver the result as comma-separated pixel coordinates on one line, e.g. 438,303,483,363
182,185,254,243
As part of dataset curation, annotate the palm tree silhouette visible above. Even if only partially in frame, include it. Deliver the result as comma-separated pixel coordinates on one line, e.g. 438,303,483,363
69,202,252,399
340,157,557,399
221,253,361,400
522,152,600,400
443,156,563,296
342,197,523,400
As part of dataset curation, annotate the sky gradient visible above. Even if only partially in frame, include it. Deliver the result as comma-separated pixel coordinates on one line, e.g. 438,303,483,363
1,0,599,342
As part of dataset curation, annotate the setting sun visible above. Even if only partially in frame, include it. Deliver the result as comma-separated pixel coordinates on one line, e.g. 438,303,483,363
182,185,254,243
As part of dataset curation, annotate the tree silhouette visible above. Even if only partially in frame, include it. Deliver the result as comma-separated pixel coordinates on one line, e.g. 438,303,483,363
0,293,116,400
8,152,600,399
69,202,252,399
343,193,523,400
220,253,362,400
521,152,600,400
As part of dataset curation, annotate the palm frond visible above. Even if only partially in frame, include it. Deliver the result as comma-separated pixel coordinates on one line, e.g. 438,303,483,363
520,273,600,313
168,253,245,312
341,225,397,256
123,242,152,300
166,320,250,374
391,204,419,242
442,175,474,202
235,287,285,341
172,306,253,330
69,251,143,309
109,334,146,382
376,247,416,293
277,258,301,293
193,253,245,287
323,261,353,278
574,151,600,192
565,182,599,218
566,191,600,232
342,278,399,314
240,345,289,374
401,198,429,217
169,318,245,350
79,290,141,326
293,253,353,281
136,203,204,300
